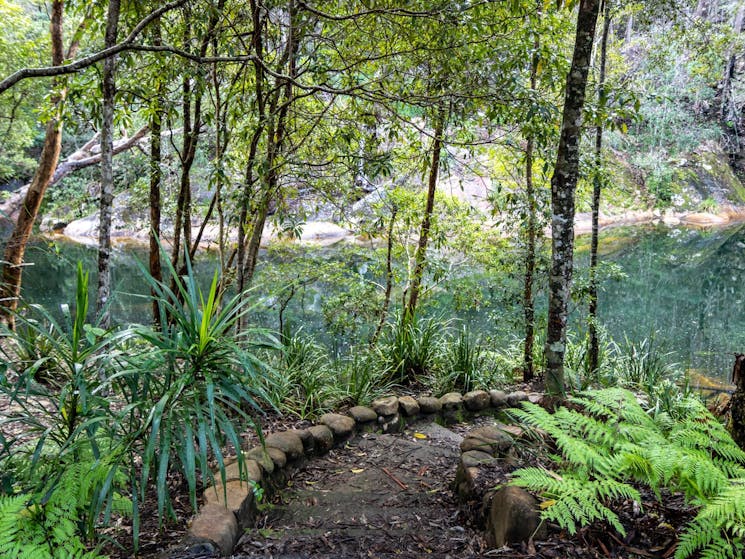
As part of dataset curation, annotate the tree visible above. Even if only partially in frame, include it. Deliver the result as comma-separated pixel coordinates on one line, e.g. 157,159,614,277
96,0,122,327
588,0,612,378
545,0,602,396
0,1,82,327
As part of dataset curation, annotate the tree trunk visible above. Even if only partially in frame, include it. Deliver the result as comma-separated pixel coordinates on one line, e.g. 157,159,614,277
523,5,541,383
545,0,601,396
149,19,164,327
405,106,446,320
96,0,121,328
719,2,745,140
371,206,398,345
728,353,745,449
0,1,66,327
588,0,611,378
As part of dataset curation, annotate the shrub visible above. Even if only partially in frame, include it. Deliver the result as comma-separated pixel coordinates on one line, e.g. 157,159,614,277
510,388,745,559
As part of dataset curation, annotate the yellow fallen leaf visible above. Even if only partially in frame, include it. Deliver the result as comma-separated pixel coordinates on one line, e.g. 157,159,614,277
351,468,364,474
539,499,556,510
413,432,428,439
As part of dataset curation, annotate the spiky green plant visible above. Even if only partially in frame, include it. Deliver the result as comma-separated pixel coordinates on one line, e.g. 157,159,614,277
383,313,444,383
129,248,280,523
510,388,745,558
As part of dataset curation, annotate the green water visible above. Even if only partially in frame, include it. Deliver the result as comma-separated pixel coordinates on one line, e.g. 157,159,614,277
15,222,745,382
592,223,745,383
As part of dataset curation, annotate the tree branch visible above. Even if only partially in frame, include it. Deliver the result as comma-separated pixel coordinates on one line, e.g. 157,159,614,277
0,0,189,95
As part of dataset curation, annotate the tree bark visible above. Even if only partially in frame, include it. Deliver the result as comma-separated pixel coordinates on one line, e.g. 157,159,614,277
588,0,611,378
523,4,541,383
728,353,745,449
0,1,67,327
405,106,445,320
96,0,121,328
371,206,398,345
545,0,601,396
149,18,164,327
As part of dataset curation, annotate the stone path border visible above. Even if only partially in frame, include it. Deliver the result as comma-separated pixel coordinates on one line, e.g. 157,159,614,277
164,388,541,557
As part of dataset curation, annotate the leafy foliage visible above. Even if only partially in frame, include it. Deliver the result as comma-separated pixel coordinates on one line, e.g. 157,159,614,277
510,388,745,558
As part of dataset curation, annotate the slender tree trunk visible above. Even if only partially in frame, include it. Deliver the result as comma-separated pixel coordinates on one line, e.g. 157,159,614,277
719,2,745,136
588,1,611,378
241,0,297,288
149,20,164,327
405,106,446,320
545,0,601,396
523,5,541,383
371,206,398,345
0,1,66,327
96,0,121,328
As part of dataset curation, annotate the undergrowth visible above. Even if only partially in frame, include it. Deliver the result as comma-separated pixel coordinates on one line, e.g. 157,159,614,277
511,388,745,559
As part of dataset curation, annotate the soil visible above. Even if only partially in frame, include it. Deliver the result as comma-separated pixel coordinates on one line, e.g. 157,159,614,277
233,420,486,559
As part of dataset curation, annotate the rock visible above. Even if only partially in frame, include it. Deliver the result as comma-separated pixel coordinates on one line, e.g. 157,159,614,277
320,413,356,440
460,426,513,457
220,458,262,484
246,446,274,475
440,392,463,410
308,424,335,452
461,450,497,468
188,503,239,556
203,480,256,527
266,447,287,469
348,405,377,423
527,392,543,404
417,396,442,414
486,486,546,548
489,390,508,408
463,390,490,411
265,431,304,461
499,424,526,439
292,429,314,452
372,395,399,416
380,413,402,433
398,395,420,416
506,391,529,407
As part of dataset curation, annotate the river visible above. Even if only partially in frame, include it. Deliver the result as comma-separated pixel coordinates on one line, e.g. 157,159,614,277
13,222,745,384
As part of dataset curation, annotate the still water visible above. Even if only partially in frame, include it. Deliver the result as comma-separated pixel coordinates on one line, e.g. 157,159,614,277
15,222,745,382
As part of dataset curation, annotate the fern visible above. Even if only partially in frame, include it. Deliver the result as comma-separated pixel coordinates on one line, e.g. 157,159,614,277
675,480,745,559
510,388,745,558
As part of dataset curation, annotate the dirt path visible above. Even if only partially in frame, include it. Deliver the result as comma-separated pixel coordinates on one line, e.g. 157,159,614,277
233,421,487,559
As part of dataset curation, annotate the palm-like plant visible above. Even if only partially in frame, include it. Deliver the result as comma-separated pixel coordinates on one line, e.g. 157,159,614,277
130,248,279,520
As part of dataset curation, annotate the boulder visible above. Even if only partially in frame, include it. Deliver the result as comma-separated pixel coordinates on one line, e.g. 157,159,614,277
188,503,239,556
265,431,304,461
320,413,356,440
220,458,262,484
489,390,508,408
463,390,490,411
372,395,399,416
486,486,546,548
203,480,256,527
460,426,513,457
416,396,442,414
292,428,315,452
398,395,420,416
506,391,529,407
348,405,378,423
440,392,463,410
308,424,335,453
246,446,274,475
266,447,287,469
460,450,497,469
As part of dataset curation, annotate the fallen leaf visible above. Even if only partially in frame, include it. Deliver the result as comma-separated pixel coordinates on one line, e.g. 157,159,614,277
414,432,428,439
351,468,364,473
